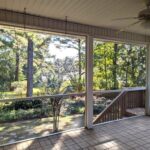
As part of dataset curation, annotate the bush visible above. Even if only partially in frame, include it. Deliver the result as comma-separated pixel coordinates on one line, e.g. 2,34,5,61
0,98,53,122
2,99,42,111
69,107,85,114
0,107,52,122
66,100,85,115
93,104,105,115
10,81,27,93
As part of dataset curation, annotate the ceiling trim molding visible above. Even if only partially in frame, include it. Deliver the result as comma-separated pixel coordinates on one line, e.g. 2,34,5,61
0,9,149,44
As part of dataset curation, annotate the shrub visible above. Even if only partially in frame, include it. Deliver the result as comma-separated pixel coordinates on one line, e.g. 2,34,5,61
93,104,105,115
2,99,42,111
10,81,27,93
66,100,85,115
0,107,52,122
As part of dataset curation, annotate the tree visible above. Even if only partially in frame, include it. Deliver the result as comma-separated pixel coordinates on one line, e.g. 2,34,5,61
93,42,114,90
93,41,146,90
0,26,147,97
112,43,118,89
26,38,33,97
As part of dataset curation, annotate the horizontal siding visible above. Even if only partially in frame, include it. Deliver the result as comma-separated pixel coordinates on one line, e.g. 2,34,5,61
0,0,148,35
0,9,149,44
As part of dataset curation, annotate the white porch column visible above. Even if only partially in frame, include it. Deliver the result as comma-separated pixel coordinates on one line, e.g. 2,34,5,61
146,44,150,115
85,35,93,129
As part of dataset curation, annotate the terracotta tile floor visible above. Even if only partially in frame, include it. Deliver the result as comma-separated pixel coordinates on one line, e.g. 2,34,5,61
1,116,150,150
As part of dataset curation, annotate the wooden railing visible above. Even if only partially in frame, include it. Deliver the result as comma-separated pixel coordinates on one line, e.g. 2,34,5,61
0,87,146,126
0,92,85,102
93,89,120,99
0,92,86,132
93,87,145,124
93,90,127,124
125,88,145,108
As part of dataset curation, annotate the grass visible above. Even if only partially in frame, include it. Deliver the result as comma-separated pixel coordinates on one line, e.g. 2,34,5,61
0,87,47,99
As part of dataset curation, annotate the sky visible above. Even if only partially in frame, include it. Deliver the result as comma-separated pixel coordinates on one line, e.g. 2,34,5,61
48,43,78,59
48,35,80,59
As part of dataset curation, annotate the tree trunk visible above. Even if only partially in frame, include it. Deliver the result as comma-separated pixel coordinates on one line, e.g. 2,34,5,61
26,38,33,97
15,51,19,81
125,66,128,87
14,31,20,81
125,45,132,87
130,45,135,85
104,49,108,90
78,39,81,81
113,44,118,89
78,39,82,92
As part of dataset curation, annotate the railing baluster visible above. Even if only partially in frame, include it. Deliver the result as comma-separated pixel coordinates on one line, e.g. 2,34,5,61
118,101,120,119
93,87,145,124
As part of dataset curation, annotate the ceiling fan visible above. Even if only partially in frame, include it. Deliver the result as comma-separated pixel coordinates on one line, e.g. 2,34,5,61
114,0,150,31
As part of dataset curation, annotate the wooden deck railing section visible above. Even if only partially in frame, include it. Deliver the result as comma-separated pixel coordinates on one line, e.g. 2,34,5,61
93,89,120,99
125,88,145,108
93,90,127,124
0,87,145,126
93,87,145,124
0,92,86,132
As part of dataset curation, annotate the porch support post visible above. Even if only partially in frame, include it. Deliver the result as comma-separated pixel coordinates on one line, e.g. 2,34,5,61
85,35,93,129
146,44,150,115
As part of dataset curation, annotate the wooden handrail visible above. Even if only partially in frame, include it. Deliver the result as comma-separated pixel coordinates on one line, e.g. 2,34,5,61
0,87,145,125
93,89,127,124
93,87,145,95
0,87,145,102
93,87,145,124
0,92,86,102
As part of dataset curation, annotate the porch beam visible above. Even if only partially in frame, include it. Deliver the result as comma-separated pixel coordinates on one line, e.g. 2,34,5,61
85,35,93,129
0,9,150,44
146,44,150,115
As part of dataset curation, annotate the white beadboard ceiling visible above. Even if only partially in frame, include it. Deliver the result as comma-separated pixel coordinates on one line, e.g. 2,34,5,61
0,0,149,35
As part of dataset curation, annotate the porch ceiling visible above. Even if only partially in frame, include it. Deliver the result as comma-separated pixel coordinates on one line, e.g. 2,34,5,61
0,0,149,35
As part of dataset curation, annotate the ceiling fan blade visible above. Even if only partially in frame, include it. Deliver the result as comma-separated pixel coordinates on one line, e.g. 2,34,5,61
117,20,142,33
112,17,138,21
144,0,150,7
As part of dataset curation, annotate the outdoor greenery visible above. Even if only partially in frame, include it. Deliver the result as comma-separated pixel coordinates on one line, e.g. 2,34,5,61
0,97,85,123
0,26,147,128
93,41,146,90
0,27,146,97
0,28,86,98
